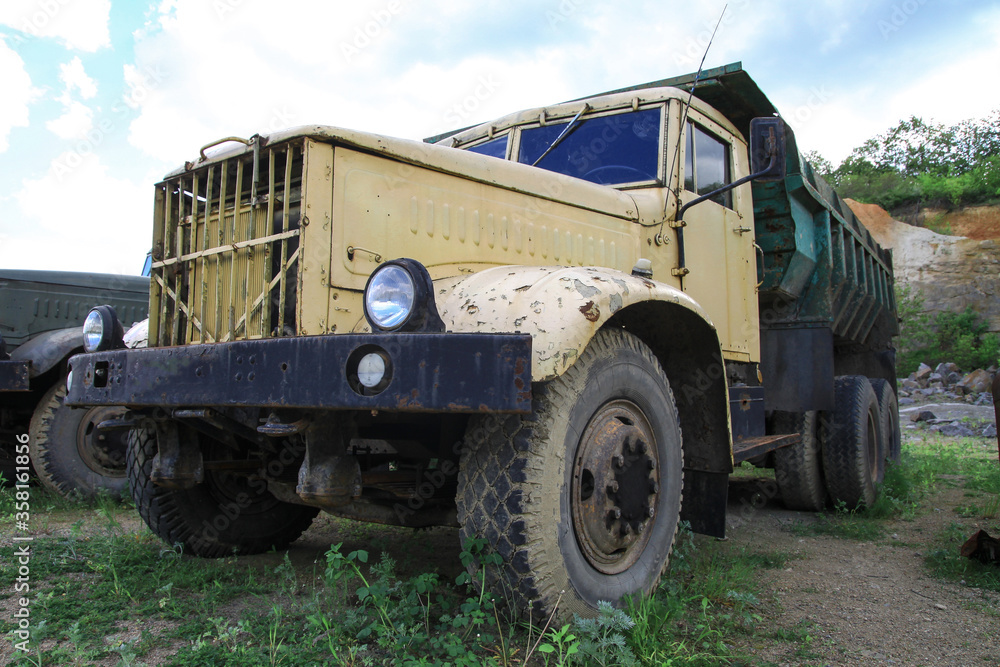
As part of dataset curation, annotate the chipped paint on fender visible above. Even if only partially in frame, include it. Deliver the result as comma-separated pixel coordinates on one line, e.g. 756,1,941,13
436,265,716,382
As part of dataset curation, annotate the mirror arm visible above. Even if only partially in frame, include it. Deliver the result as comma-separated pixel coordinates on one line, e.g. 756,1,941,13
677,151,778,220
670,148,779,286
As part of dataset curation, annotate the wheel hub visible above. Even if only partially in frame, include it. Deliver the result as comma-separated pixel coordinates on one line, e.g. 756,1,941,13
572,401,659,574
76,407,128,478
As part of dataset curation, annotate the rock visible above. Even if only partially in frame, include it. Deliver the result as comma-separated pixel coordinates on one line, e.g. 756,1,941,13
899,397,916,405
933,423,975,437
975,393,994,406
946,371,963,385
983,424,997,438
930,381,945,389
920,388,936,396
915,363,933,380
901,378,920,391
935,362,959,376
958,369,993,395
911,410,937,422
929,372,943,383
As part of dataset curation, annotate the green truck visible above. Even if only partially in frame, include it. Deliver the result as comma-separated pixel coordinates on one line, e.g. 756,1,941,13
0,270,148,498
65,63,898,618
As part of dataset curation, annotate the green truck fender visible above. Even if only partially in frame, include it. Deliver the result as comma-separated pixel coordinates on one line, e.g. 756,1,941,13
9,327,83,380
435,264,734,476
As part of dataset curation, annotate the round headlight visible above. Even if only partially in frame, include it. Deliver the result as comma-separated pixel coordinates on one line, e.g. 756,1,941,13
83,309,106,353
365,264,416,330
357,352,387,388
82,305,125,352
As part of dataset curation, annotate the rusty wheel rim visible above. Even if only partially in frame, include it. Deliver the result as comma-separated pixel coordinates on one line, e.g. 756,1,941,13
571,400,660,574
76,407,128,478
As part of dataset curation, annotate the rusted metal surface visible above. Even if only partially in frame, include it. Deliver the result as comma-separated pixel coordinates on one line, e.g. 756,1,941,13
572,401,659,575
0,360,30,392
732,433,800,464
961,529,1000,566
437,265,715,382
149,420,205,489
66,333,533,414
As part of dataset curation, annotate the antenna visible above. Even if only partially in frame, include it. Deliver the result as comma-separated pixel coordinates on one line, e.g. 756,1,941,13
658,4,728,242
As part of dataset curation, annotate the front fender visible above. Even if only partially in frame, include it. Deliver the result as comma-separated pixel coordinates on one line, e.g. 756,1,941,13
436,265,717,382
9,328,82,378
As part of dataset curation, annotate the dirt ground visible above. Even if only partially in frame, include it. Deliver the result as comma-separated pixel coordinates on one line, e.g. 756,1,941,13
726,445,1000,667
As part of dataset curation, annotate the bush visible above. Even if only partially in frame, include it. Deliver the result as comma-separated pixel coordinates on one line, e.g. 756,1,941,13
896,285,1000,374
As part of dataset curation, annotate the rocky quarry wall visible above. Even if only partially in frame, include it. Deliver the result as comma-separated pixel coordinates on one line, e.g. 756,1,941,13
846,200,1000,333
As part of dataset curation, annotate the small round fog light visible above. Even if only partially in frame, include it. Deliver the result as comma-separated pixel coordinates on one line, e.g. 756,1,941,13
357,352,386,388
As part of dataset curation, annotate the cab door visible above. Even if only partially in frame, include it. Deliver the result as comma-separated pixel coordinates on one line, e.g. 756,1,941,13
677,108,759,363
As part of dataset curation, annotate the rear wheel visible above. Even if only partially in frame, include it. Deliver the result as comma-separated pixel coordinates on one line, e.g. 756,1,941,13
821,376,884,509
457,329,683,620
29,382,128,501
870,378,900,464
772,411,826,511
127,424,317,557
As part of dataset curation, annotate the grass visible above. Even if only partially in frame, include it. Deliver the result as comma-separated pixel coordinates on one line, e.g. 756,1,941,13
2,431,997,665
1,489,793,666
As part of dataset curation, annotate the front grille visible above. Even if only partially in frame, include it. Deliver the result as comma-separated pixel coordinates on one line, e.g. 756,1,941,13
150,140,303,346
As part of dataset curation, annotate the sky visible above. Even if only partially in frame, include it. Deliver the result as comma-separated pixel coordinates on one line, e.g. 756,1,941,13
1,0,998,275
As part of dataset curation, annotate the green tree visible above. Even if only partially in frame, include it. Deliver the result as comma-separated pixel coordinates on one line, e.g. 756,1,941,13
829,110,1000,210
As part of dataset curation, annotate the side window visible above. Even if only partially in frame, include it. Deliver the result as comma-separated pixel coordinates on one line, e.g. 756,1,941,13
684,121,733,209
465,135,508,159
516,108,661,186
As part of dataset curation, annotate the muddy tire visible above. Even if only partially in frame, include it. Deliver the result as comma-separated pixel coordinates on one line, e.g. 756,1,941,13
127,424,318,557
457,329,683,620
870,378,901,464
28,382,128,501
772,411,826,511
821,376,884,509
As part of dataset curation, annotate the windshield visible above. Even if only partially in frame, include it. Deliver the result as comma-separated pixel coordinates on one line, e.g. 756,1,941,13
517,108,661,186
466,135,508,159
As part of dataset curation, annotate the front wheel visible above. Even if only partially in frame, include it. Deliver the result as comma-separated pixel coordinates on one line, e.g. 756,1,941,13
457,329,683,620
29,382,128,501
127,424,318,557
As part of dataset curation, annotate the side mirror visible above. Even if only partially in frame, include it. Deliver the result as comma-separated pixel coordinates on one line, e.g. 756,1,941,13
749,117,786,182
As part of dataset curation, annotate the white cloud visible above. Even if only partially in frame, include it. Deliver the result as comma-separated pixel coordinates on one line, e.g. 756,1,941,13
0,0,111,51
884,29,1000,128
59,56,97,98
788,13,1000,164
5,152,152,273
0,38,39,152
119,0,789,165
46,99,94,139
45,57,98,139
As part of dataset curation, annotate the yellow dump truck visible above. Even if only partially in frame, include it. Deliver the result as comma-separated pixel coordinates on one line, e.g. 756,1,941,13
66,63,898,618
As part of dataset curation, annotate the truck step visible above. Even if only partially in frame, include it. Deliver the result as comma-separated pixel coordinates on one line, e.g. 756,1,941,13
732,433,801,464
